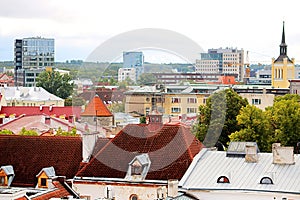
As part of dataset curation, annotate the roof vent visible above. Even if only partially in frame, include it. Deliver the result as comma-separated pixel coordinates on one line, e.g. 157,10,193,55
226,142,259,157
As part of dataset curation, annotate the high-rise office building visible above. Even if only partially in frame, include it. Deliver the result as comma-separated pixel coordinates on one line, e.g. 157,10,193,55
122,51,144,82
196,47,244,81
14,37,54,86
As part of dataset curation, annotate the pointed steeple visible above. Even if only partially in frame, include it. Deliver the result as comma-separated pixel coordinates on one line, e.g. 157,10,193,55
280,21,287,56
275,21,291,63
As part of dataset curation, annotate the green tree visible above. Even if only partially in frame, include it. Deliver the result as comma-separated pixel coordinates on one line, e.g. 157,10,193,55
0,129,14,135
36,70,74,99
193,88,248,147
56,127,78,136
108,102,125,113
64,96,86,106
19,127,38,136
266,96,300,148
229,105,272,152
137,73,157,85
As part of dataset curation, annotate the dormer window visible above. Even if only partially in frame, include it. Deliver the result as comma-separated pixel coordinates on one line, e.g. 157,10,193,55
217,176,230,183
131,160,142,175
0,165,14,187
260,177,273,184
125,154,151,181
36,166,56,189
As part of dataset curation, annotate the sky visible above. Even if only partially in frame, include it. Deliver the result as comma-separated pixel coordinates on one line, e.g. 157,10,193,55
0,0,300,64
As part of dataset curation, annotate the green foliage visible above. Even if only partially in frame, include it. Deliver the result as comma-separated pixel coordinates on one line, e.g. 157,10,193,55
137,73,157,85
36,70,74,99
193,88,248,147
56,127,78,136
229,105,272,152
0,129,14,135
108,102,125,113
228,93,300,152
64,96,86,106
266,97,300,148
19,127,38,136
140,116,146,124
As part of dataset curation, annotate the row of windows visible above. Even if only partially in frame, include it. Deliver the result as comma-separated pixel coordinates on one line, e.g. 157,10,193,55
172,97,197,104
217,176,273,184
171,107,198,113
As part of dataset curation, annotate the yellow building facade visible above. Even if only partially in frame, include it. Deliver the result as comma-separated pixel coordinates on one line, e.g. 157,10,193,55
271,22,295,88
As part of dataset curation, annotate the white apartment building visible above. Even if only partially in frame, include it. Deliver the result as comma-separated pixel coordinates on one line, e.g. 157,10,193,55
196,47,245,81
118,67,136,83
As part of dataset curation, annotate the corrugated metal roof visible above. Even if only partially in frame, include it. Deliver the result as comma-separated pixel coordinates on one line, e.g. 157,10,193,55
1,87,63,101
179,149,300,194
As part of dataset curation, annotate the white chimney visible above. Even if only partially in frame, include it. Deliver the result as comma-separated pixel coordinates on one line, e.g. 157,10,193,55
272,143,295,165
82,132,99,162
245,145,258,163
167,179,178,198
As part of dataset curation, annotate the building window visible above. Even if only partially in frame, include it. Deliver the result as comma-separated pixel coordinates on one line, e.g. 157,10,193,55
0,176,5,185
187,108,197,113
171,107,181,113
41,178,47,187
252,99,261,105
171,97,181,103
187,98,197,104
131,160,142,175
217,176,230,183
130,194,138,200
260,177,273,184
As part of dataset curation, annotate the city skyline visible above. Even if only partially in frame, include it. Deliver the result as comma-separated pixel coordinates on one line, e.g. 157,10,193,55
0,0,300,63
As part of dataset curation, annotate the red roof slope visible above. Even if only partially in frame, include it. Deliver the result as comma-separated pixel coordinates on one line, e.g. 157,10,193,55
0,135,83,187
0,106,82,119
81,95,112,117
76,124,203,180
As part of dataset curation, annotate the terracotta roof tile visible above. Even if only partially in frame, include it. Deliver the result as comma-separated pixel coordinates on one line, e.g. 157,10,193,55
0,106,82,119
76,124,203,180
31,181,73,200
81,95,113,117
0,135,82,187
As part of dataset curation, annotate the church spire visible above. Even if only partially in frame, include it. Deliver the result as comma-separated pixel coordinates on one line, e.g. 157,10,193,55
280,21,287,56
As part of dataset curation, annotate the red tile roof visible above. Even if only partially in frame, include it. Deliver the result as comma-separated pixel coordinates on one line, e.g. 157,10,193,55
31,180,74,200
0,114,78,135
0,106,82,119
0,135,83,187
76,124,203,180
81,95,113,117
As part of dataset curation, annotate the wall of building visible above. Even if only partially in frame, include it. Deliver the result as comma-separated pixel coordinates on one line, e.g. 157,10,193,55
73,182,165,200
271,58,295,88
239,93,275,110
80,116,113,127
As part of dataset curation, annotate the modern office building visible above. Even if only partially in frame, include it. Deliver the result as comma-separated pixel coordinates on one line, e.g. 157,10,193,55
118,68,136,83
14,37,55,86
122,51,144,82
271,22,295,88
196,47,245,81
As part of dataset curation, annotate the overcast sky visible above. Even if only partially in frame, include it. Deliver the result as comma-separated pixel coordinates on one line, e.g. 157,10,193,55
0,0,300,63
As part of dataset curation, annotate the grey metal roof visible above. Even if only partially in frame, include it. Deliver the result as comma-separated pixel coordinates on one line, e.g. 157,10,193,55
0,165,14,176
1,87,63,101
36,166,56,178
179,148,300,194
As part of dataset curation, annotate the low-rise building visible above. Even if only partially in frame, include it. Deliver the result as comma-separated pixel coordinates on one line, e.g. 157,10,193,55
0,87,64,107
179,142,300,200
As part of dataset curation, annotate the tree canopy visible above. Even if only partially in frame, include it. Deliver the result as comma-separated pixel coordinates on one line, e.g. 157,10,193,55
137,73,157,85
36,70,74,99
229,94,300,152
193,88,248,147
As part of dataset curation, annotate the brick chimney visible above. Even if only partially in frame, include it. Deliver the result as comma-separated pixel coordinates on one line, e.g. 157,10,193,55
272,143,295,165
245,145,258,163
167,179,178,198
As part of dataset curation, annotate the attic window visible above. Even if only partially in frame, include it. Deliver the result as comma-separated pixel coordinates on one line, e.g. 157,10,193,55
131,160,142,175
41,178,47,187
130,194,138,200
260,177,273,184
0,176,5,185
217,176,230,183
